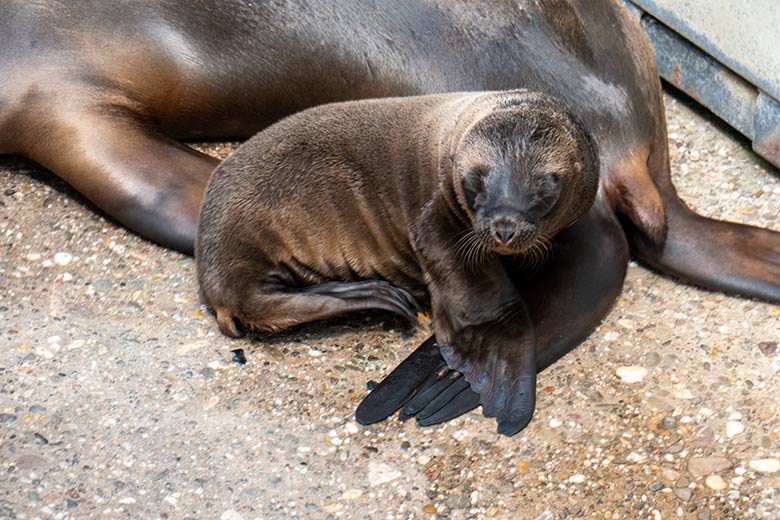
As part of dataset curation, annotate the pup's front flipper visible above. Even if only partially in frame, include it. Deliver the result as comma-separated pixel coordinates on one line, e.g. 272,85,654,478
402,197,542,435
355,201,629,433
438,311,537,436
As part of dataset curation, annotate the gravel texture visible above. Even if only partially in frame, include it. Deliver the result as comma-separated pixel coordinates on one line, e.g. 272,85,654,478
1,92,778,519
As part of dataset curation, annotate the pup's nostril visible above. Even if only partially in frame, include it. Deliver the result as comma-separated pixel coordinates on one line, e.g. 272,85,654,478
493,227,515,244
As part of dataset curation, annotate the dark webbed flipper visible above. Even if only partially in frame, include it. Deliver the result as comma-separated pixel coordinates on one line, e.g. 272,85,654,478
415,387,481,426
356,201,629,433
355,337,443,424
438,323,537,436
631,198,780,302
300,281,422,322
400,364,464,418
230,280,421,334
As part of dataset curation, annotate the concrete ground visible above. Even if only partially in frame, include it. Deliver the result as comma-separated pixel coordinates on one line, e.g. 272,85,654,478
1,91,778,520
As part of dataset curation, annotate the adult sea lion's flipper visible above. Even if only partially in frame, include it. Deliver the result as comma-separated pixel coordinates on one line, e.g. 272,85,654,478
356,200,629,431
630,196,780,302
18,110,218,254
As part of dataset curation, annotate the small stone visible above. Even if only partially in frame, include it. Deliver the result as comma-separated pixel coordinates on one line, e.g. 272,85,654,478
67,340,85,350
662,416,677,429
35,348,54,360
423,504,437,514
690,425,714,448
53,252,73,266
666,444,684,455
445,494,470,510
749,458,780,474
220,510,244,520
549,418,562,428
230,349,247,365
662,468,681,481
674,488,693,502
617,319,634,329
645,352,662,367
0,413,17,423
368,462,401,487
726,421,744,438
688,457,732,478
616,366,647,383
627,452,647,463
342,489,362,500
534,512,554,520
758,342,778,356
705,475,727,491
568,474,585,484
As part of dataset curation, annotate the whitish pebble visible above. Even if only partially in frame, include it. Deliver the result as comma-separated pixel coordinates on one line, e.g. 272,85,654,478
568,474,586,484
688,457,731,478
726,421,744,437
220,510,244,520
342,489,362,499
627,452,648,463
368,462,401,487
54,252,73,266
616,366,647,383
749,459,780,474
34,348,54,360
617,319,634,329
705,475,728,491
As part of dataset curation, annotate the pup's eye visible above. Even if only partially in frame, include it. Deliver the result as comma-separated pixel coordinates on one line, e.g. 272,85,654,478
469,167,490,179
540,191,559,209
463,167,489,209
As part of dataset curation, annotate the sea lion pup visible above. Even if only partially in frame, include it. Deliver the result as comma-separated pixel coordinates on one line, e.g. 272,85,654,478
196,90,599,435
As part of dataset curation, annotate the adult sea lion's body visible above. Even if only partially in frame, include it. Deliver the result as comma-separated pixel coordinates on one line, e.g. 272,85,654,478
196,90,600,434
2,0,778,428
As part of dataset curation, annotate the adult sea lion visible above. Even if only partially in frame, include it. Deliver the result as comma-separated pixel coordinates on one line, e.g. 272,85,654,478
196,90,600,434
1,0,778,429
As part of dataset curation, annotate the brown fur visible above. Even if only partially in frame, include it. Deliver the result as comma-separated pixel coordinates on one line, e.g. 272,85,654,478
196,90,597,334
195,89,599,434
